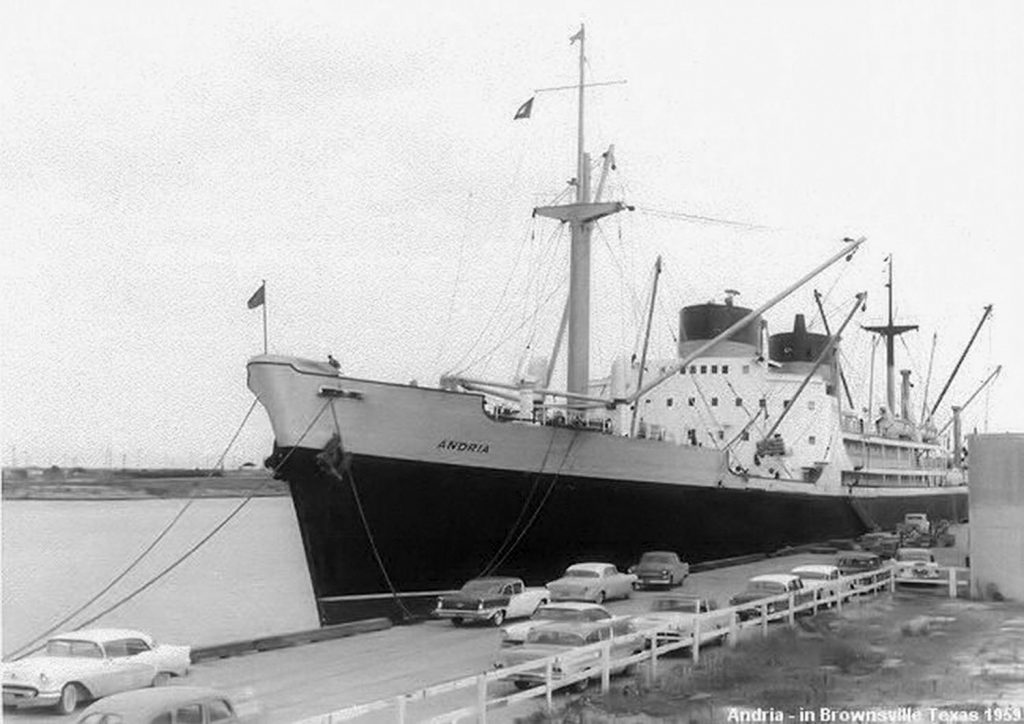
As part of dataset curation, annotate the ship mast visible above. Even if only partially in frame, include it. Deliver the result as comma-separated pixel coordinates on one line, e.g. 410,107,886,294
862,255,917,417
534,24,625,406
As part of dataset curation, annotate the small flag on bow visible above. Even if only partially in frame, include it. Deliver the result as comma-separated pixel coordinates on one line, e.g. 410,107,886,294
513,97,534,120
247,282,266,309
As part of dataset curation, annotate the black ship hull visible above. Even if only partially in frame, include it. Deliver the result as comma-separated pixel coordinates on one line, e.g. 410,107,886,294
273,445,968,626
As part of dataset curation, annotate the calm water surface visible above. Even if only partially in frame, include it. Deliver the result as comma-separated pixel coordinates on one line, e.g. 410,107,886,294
2,497,318,656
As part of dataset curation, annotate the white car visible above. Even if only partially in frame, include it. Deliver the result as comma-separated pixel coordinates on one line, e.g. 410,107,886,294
2,628,191,714
791,564,843,607
632,595,726,645
893,548,941,580
500,602,613,646
546,563,637,603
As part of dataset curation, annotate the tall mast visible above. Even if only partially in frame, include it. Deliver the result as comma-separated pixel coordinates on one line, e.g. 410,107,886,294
534,25,625,405
862,255,917,417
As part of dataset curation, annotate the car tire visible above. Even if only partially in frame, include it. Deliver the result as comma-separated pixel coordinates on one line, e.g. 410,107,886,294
595,591,606,604
451,617,464,627
56,683,81,715
152,672,172,687
514,681,533,691
491,610,506,627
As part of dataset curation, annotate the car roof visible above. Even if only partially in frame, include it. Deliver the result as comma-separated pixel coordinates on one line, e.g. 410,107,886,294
749,574,799,584
566,562,613,572
651,593,704,602
465,576,520,585
897,547,932,554
78,687,230,717
54,629,151,644
837,551,880,560
791,565,839,574
531,620,613,634
640,551,677,557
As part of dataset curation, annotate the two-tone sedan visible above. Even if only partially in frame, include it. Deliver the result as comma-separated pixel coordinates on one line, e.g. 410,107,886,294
500,602,613,646
728,574,814,621
629,551,690,589
434,577,548,627
632,594,726,646
893,548,941,580
2,629,191,714
74,686,262,724
546,563,637,604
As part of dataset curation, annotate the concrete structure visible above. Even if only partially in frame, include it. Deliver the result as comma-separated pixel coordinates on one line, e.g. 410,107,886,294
968,433,1024,601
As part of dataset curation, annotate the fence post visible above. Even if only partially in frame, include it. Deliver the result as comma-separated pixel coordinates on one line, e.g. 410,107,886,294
760,603,768,637
692,617,701,664
601,640,611,693
889,568,895,593
650,632,659,678
476,674,487,724
728,611,738,648
948,568,957,598
787,593,795,625
545,659,553,712
395,694,406,724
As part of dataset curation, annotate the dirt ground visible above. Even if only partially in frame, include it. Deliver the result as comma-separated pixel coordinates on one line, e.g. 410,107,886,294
517,589,1024,723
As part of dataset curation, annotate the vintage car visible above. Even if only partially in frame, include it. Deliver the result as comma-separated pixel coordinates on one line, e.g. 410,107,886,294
791,564,843,607
858,531,901,559
546,563,637,603
728,574,815,621
494,619,641,692
836,551,884,587
2,628,190,714
629,551,690,589
893,547,941,580
74,686,262,724
500,602,613,646
434,576,548,626
632,595,726,645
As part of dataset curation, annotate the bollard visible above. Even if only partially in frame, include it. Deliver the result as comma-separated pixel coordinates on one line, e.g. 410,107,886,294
395,694,406,724
601,640,611,693
787,593,795,625
476,674,487,724
760,603,768,637
728,611,738,648
692,617,701,664
948,568,957,598
650,632,659,678
889,569,895,594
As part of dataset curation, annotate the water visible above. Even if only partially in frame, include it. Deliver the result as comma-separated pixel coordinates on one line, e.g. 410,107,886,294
2,497,319,657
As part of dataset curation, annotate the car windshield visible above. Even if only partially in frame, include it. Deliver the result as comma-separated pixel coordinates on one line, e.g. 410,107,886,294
565,569,600,578
796,570,827,580
748,581,785,594
526,630,586,646
651,598,699,613
45,639,104,658
640,553,674,564
897,551,931,562
536,607,583,621
460,580,503,594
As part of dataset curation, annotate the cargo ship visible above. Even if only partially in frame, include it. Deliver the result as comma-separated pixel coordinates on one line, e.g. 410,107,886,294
248,28,973,625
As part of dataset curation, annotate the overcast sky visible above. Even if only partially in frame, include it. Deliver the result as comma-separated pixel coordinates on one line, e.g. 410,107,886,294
2,1,1021,468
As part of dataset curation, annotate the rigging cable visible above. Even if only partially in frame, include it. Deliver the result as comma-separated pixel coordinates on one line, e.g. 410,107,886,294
4,397,261,660
7,398,331,661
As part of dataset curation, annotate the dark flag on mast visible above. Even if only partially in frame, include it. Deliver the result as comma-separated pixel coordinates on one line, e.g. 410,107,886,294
513,97,534,120
247,282,266,309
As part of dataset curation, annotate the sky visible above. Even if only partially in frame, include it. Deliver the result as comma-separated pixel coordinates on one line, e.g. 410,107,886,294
2,0,1022,468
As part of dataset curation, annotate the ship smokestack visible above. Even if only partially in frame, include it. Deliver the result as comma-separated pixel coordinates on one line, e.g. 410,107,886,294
952,405,963,467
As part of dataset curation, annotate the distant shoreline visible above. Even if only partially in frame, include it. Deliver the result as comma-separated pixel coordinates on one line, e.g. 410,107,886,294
1,468,289,500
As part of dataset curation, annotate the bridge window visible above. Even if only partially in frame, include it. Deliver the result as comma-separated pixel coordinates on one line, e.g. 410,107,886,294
735,398,743,407
690,365,697,374
711,365,718,373
666,398,673,407
722,365,729,374
759,398,767,408
809,436,817,445
688,397,696,406
700,365,707,374
742,365,750,374
711,397,719,406
783,400,790,409
741,431,750,441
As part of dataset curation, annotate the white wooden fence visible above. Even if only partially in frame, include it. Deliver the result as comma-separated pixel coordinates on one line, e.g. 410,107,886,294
296,564,966,724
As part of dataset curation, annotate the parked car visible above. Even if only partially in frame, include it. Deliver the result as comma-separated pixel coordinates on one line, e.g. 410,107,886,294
729,574,814,621
434,577,548,627
632,595,726,645
858,531,901,559
546,563,637,603
791,564,843,608
629,551,690,589
836,551,884,587
500,602,613,646
74,686,261,724
902,513,931,535
893,548,941,580
2,629,190,714
494,619,641,692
